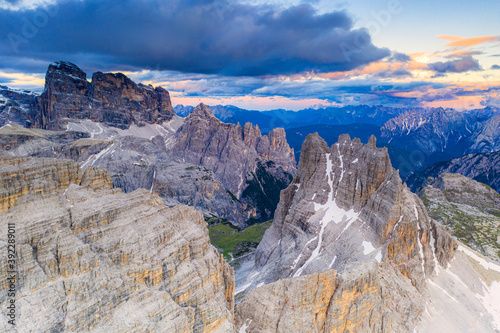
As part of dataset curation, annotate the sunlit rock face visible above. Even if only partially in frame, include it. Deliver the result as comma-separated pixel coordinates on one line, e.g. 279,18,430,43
235,133,500,333
0,156,235,332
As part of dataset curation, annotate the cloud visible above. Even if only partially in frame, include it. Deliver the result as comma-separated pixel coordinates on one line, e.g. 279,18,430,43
428,55,481,73
492,65,500,70
438,35,500,47
389,52,411,63
445,50,482,58
480,91,500,108
0,0,389,76
392,69,412,76
0,0,57,11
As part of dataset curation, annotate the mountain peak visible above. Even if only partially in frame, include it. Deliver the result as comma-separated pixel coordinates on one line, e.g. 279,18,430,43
246,133,455,289
47,61,87,80
188,103,216,120
235,133,463,332
38,61,174,130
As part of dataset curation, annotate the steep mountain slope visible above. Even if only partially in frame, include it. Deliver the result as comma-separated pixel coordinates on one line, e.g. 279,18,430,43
0,62,298,227
0,156,235,332
170,103,296,224
0,106,296,227
0,86,38,127
234,133,500,332
468,112,500,153
380,107,498,157
0,121,256,227
419,173,500,261
406,150,500,193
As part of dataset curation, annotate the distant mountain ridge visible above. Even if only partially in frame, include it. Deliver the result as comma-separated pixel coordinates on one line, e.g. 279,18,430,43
406,149,500,193
381,107,499,155
174,104,500,177
174,104,410,132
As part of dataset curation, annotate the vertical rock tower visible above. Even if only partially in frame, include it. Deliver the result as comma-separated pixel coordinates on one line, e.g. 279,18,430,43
235,133,464,332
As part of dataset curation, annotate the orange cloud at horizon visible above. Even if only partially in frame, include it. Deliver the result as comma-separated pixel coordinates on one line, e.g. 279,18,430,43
438,35,499,47
422,95,483,110
0,71,45,89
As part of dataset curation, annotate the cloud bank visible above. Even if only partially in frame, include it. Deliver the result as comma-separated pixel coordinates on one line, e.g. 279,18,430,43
0,0,390,76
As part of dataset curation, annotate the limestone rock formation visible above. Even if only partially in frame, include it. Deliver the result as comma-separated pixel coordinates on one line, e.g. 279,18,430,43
0,156,235,332
248,133,454,287
37,61,174,130
0,120,255,227
419,173,500,261
171,103,296,223
235,133,500,332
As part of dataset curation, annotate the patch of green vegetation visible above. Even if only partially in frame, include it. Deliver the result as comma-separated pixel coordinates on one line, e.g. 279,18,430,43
205,216,238,229
208,220,273,262
423,198,500,261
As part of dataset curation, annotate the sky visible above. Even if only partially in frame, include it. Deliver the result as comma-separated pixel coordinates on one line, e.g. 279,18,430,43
0,0,499,110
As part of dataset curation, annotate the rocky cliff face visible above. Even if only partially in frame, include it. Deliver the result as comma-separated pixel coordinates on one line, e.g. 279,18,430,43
406,150,500,193
37,61,174,130
0,156,235,332
0,121,255,227
234,133,500,332
0,86,39,128
419,173,500,261
248,133,454,287
171,103,296,223
1,104,296,228
380,107,499,157
467,113,500,153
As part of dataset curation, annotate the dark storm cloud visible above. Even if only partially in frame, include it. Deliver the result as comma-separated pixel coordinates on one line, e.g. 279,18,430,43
428,55,481,73
0,0,390,76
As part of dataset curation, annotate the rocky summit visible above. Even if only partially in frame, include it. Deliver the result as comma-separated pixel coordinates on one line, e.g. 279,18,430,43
234,133,500,332
37,61,175,130
0,156,235,332
171,103,296,224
